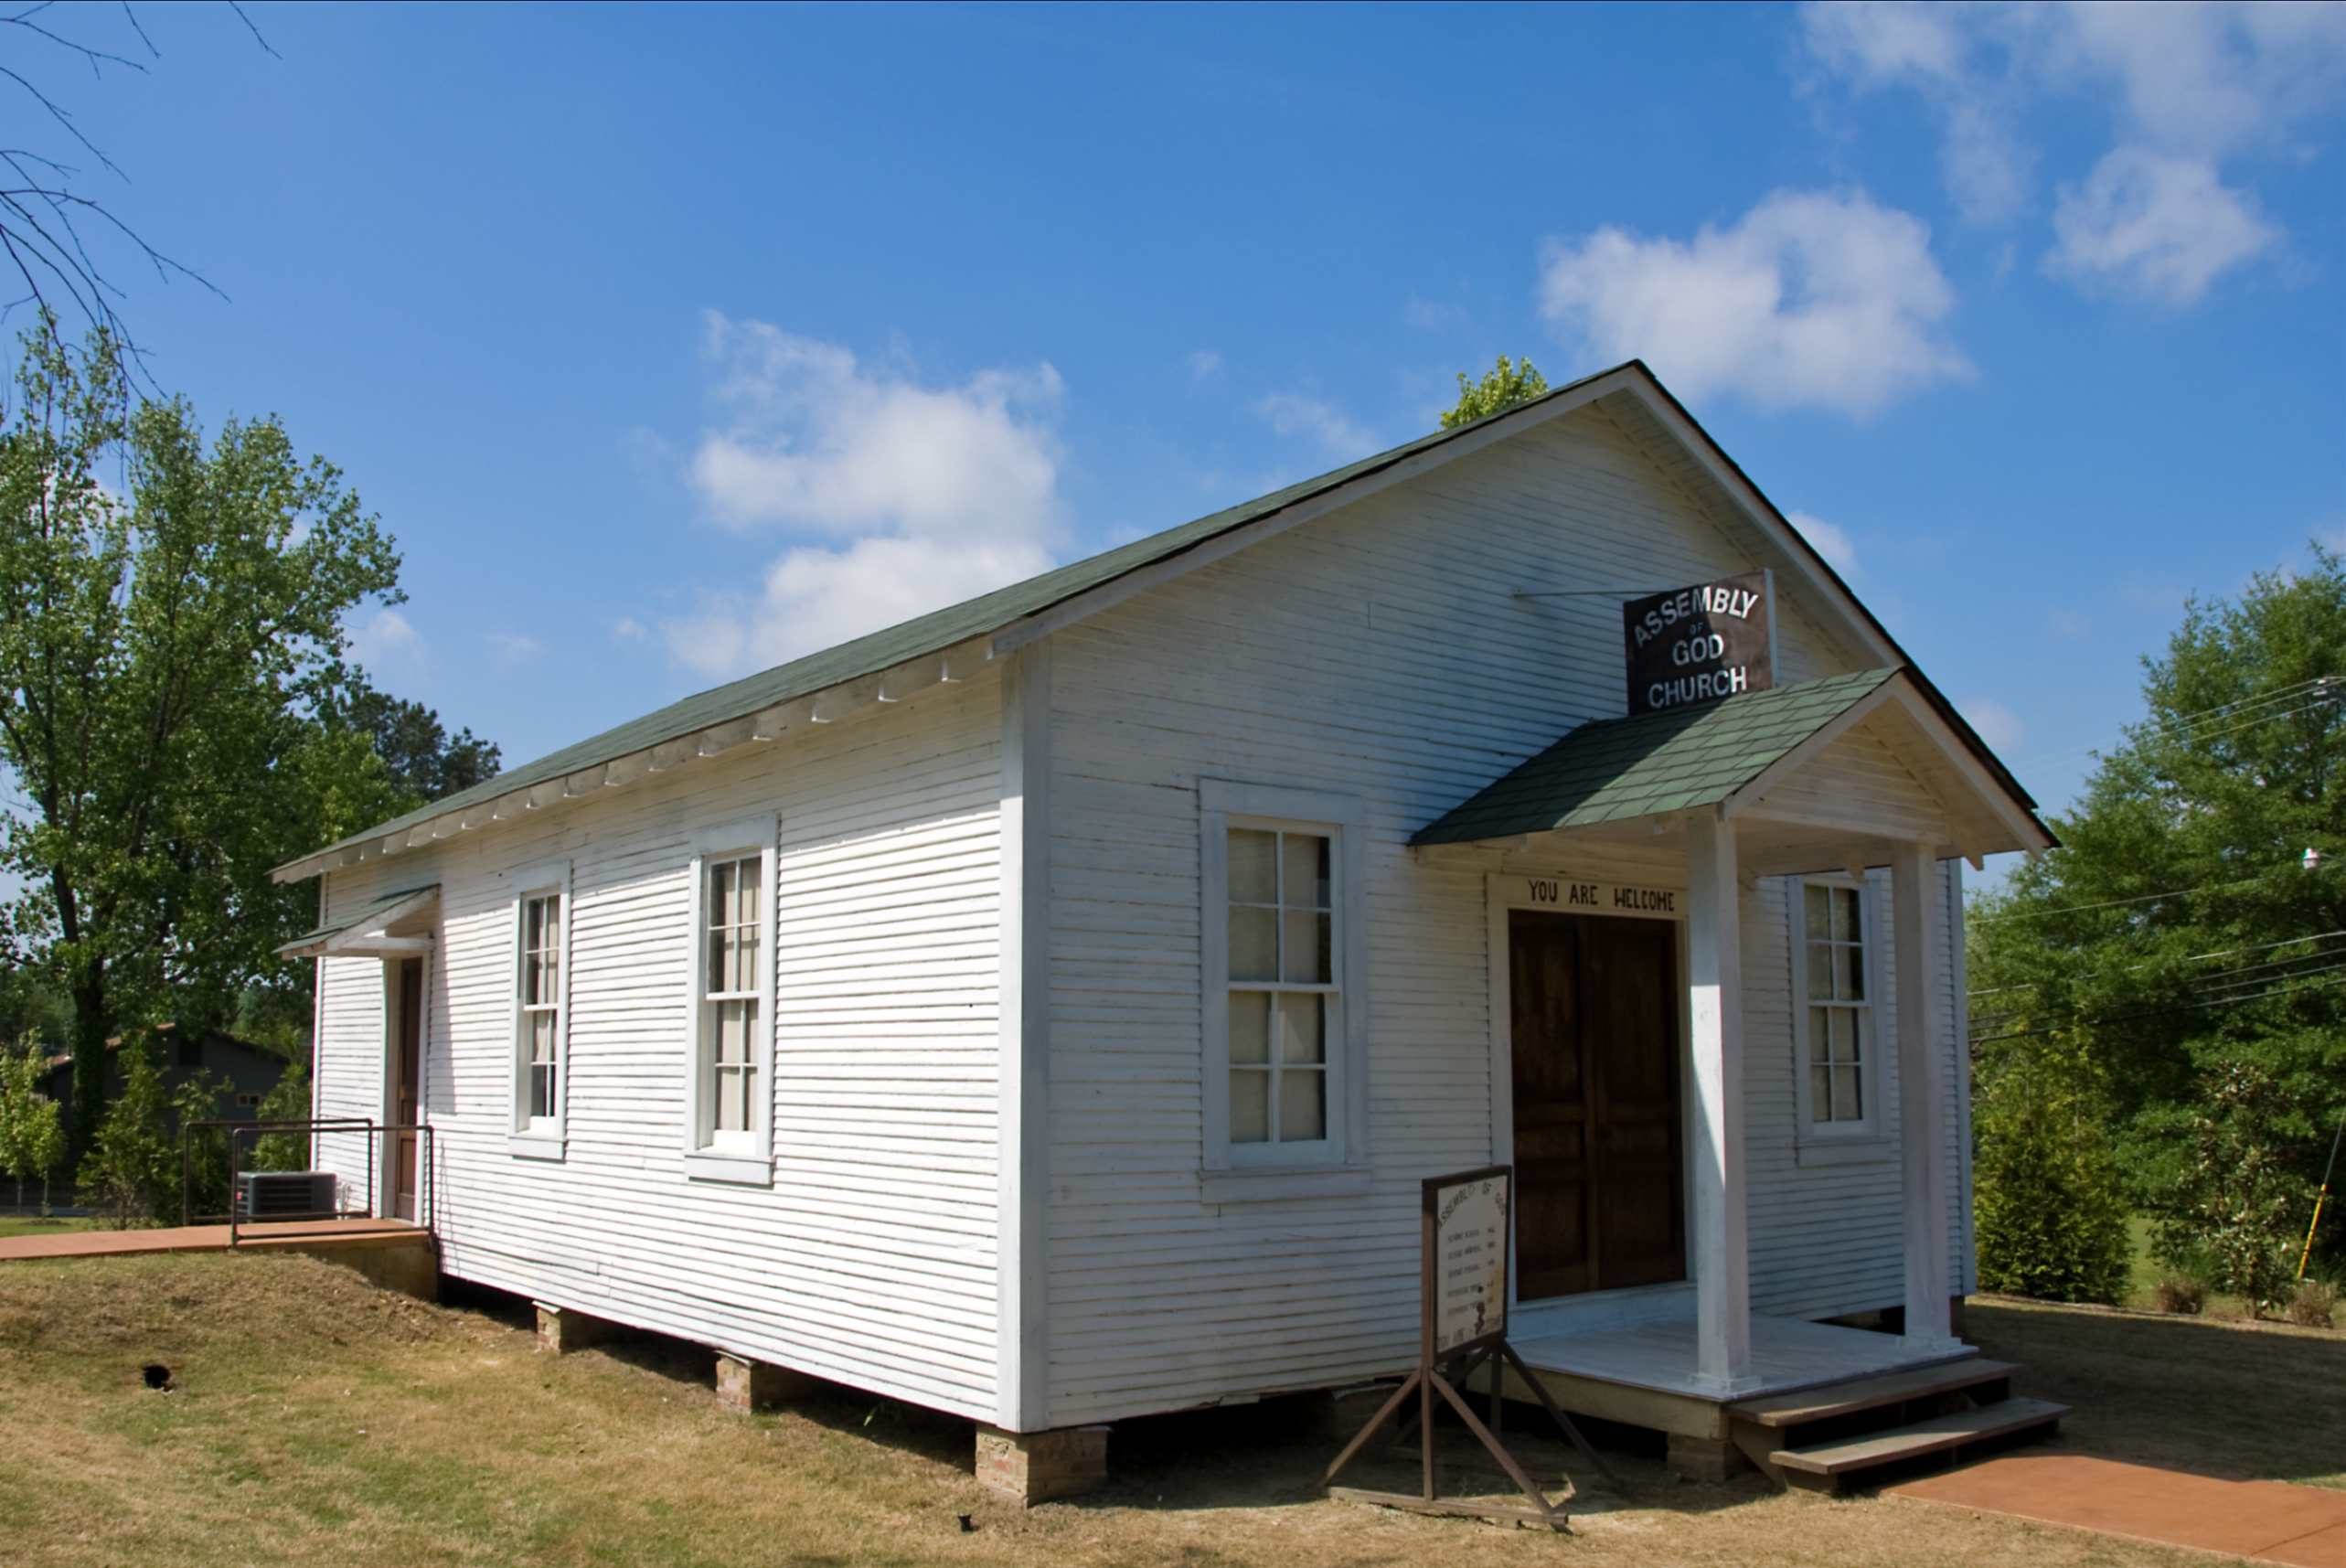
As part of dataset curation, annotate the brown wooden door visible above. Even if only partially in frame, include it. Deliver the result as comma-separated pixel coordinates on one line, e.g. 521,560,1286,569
393,958,421,1221
1509,912,1685,1300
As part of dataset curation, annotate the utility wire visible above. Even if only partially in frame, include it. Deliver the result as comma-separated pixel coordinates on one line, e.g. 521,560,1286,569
1970,859,2336,924
1971,958,2346,1034
1969,972,2346,1047
1971,929,2346,997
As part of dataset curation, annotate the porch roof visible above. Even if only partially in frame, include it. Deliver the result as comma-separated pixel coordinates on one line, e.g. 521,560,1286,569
1412,669,1903,846
276,884,440,958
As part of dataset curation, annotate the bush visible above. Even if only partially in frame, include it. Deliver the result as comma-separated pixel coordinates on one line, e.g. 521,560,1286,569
2288,1279,2340,1329
2150,1060,2311,1318
1974,1029,2132,1303
74,1039,174,1228
2152,1275,2206,1315
249,1062,312,1173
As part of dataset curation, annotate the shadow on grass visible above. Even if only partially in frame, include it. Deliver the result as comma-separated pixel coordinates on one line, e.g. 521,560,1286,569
1967,1296,2346,1488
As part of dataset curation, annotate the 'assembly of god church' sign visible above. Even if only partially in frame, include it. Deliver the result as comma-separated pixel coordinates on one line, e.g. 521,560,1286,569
1426,1167,1511,1355
1622,571,1775,716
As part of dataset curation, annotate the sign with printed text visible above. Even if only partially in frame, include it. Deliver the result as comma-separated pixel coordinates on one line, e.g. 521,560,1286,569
1427,1167,1510,1355
1622,571,1775,716
1509,874,1682,921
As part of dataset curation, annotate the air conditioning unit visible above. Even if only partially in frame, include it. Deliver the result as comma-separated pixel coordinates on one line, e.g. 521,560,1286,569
234,1170,338,1221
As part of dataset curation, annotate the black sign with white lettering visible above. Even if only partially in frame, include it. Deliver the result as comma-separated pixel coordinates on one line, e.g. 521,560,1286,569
1622,571,1775,716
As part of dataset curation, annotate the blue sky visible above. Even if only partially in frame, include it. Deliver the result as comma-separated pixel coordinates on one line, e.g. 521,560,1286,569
34,3,2346,866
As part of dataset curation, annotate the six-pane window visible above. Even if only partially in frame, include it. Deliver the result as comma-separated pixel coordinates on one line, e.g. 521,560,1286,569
703,855,762,1143
1226,826,1337,1147
520,891,562,1122
1803,881,1868,1125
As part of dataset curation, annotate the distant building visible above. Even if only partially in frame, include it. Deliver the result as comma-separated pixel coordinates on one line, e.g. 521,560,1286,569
44,1024,290,1138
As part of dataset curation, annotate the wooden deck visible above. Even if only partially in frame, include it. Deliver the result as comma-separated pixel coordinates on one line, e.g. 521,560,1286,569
0,1219,426,1263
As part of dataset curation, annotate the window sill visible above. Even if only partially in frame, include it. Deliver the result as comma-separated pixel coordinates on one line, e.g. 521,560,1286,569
684,1150,773,1187
1200,1165,1374,1205
1794,1136,1891,1168
508,1134,566,1162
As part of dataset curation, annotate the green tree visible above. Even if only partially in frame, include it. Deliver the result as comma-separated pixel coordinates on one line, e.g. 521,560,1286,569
320,677,501,804
0,326,403,1150
250,1062,312,1175
1972,1028,2132,1303
1967,550,2346,1267
2151,1060,2311,1316
0,1033,66,1210
74,1038,173,1228
1443,355,1550,428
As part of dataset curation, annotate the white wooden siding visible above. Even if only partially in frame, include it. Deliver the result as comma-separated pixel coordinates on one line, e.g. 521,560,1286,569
1039,400,1973,1426
310,667,1005,1419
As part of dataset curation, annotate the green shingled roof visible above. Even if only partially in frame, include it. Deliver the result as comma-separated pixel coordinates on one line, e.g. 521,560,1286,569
280,362,1663,878
274,884,440,955
1409,668,1900,847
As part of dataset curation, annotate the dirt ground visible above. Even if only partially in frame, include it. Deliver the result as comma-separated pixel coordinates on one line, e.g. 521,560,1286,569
0,1252,2338,1568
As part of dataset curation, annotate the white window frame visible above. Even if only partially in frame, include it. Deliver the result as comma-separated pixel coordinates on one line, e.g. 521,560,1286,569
682,814,778,1186
1787,873,1887,1161
1200,780,1370,1193
508,858,571,1160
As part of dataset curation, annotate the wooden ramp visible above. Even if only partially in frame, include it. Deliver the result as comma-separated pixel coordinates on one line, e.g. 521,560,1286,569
1731,1359,2066,1492
0,1219,425,1263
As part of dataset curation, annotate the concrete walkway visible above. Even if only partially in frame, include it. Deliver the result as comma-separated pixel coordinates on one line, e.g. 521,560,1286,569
0,1219,424,1262
1893,1455,2346,1566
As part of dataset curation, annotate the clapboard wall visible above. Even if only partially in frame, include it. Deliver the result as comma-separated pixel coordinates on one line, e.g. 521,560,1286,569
311,667,1006,1420
1037,398,1973,1427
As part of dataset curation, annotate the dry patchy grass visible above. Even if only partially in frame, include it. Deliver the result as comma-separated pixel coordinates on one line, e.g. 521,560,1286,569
0,1253,2334,1568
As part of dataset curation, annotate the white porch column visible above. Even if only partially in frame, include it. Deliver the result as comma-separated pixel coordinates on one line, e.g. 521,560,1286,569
1684,812,1755,1393
1892,843,1958,1348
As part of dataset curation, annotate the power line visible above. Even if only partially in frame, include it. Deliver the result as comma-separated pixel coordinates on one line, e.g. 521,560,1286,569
1971,929,2346,997
1970,860,2335,924
1969,972,2346,1047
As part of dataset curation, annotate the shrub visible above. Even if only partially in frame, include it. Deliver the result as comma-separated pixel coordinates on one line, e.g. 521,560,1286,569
74,1040,173,1228
2288,1279,2340,1329
1973,1029,2132,1303
249,1062,312,1173
2152,1275,2206,1316
2150,1060,2311,1318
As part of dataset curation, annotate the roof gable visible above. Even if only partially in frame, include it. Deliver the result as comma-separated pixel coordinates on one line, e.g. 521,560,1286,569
275,361,2031,883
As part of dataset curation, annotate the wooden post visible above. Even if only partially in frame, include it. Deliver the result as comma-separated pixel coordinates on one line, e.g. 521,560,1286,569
1892,843,1957,1348
1684,812,1754,1394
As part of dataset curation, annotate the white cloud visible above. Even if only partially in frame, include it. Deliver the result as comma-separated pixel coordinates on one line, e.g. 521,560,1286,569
1959,696,2027,752
1254,392,1378,460
1187,349,1222,380
612,615,646,642
347,607,422,668
1797,1,2343,296
2046,147,2279,305
2048,606,2089,639
650,316,1070,678
1538,189,1971,418
660,533,1054,678
1402,295,1469,332
687,313,1063,539
486,631,544,669
1800,4,2034,224
1786,510,1860,574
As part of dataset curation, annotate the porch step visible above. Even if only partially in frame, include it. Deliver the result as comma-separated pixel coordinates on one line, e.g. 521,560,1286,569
1768,1396,2068,1490
1730,1358,2015,1429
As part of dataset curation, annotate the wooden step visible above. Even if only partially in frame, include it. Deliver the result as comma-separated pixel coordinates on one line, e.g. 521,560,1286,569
1769,1395,2068,1487
1731,1359,2018,1429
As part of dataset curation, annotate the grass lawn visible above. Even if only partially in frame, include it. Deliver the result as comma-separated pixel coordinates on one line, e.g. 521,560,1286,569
0,1213,101,1241
1,1253,2340,1568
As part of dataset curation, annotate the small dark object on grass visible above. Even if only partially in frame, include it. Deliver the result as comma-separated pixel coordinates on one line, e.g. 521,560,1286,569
142,1364,173,1391
2152,1275,2205,1316
957,1514,976,1532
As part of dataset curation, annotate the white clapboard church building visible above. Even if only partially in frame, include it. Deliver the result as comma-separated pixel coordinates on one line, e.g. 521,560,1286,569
278,360,2061,1499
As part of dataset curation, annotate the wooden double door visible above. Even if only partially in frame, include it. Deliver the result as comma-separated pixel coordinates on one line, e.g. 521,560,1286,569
1509,910,1686,1301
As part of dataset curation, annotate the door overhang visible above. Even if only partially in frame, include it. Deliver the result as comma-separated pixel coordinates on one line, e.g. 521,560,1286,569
276,885,441,959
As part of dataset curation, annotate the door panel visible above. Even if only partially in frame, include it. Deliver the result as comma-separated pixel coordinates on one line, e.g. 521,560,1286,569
1509,910,1685,1300
393,959,421,1221
1510,912,1591,1299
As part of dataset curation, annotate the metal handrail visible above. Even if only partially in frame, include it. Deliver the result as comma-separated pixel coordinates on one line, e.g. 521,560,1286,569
178,1117,435,1245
